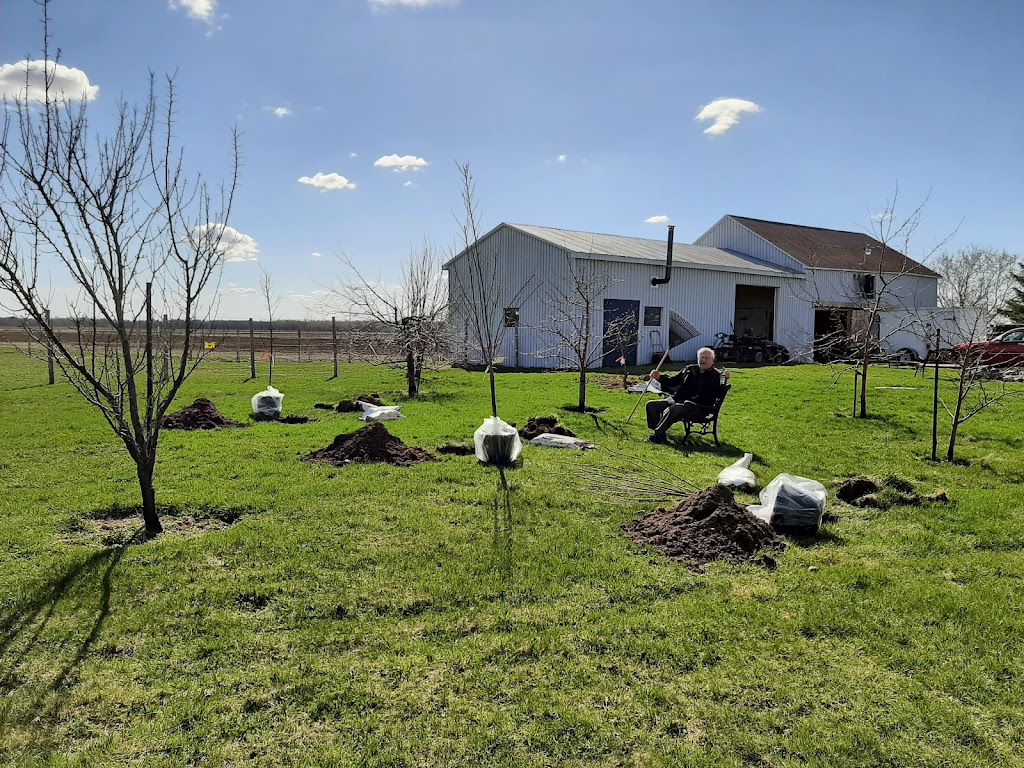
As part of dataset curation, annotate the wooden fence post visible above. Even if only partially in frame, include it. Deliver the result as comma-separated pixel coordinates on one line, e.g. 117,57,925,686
249,318,256,379
297,329,302,363
331,316,339,379
44,309,55,385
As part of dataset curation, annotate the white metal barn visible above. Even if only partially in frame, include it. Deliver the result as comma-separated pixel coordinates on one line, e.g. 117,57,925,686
443,216,942,369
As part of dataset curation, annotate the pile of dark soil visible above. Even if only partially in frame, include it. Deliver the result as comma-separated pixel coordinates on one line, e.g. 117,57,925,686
836,476,878,502
278,415,310,424
162,398,246,431
336,394,383,413
304,422,436,468
623,485,784,572
836,474,941,509
519,415,577,441
314,403,336,410
436,443,475,456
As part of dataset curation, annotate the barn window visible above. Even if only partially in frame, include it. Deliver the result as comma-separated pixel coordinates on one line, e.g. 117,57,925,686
643,306,662,326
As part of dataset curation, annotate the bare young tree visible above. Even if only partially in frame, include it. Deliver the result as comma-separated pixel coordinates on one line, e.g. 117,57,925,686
931,246,1021,461
447,162,532,419
319,241,448,396
802,187,954,417
532,256,624,410
259,266,280,385
0,2,239,537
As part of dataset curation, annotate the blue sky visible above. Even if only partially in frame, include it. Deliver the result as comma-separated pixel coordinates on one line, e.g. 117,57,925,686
2,0,1022,319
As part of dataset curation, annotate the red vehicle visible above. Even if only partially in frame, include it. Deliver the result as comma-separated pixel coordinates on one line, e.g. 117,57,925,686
952,328,1024,366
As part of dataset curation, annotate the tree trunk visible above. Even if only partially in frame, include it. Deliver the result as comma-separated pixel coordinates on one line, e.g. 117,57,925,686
406,349,417,397
137,459,163,537
578,368,587,411
946,364,969,461
859,354,869,418
488,367,498,418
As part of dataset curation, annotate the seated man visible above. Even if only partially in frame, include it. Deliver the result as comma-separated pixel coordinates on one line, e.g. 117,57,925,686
645,346,731,443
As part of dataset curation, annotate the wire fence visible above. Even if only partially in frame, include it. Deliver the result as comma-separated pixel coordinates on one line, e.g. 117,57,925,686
0,323,452,371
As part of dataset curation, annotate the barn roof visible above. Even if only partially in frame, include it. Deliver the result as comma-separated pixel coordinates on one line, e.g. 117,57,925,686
727,216,941,277
507,223,801,276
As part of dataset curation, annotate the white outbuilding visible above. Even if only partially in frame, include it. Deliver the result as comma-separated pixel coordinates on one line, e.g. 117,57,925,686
443,216,943,368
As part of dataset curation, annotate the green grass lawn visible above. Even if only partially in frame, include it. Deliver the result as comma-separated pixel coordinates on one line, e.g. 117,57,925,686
1,347,1023,767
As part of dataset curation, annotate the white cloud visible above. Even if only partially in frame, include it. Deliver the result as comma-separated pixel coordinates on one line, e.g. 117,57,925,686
546,154,568,164
695,98,762,136
191,223,260,263
312,251,322,258
374,154,429,172
0,60,98,103
224,286,256,295
169,0,217,21
644,215,670,224
349,152,358,158
870,212,894,223
298,172,357,191
403,181,415,187
273,106,292,117
369,0,458,8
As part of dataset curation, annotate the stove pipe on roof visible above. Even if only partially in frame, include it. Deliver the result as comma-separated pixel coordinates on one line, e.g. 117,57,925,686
651,225,674,286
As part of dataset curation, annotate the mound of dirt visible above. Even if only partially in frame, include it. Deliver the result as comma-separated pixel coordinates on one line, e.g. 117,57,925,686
336,394,383,413
623,485,784,572
314,403,336,410
436,443,475,456
519,415,577,441
162,398,246,431
278,415,310,424
836,476,878,503
838,475,926,509
303,422,436,468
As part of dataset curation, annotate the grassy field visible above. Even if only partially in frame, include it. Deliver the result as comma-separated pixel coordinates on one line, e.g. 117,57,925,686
1,346,1023,767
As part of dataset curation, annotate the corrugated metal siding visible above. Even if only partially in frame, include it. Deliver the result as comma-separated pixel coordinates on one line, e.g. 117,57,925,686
808,269,939,309
447,223,819,368
694,216,807,273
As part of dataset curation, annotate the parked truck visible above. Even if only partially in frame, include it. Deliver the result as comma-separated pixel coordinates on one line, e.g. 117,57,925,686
877,307,984,362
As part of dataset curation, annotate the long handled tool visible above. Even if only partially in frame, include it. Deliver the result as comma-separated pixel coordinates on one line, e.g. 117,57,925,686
627,347,671,422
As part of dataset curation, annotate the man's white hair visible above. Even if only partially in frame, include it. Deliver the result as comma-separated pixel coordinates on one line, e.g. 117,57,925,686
697,347,715,359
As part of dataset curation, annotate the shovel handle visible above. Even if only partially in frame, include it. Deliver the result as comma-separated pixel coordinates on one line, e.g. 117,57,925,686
626,347,672,423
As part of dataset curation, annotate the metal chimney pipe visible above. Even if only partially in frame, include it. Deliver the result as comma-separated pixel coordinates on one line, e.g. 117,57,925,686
651,224,675,286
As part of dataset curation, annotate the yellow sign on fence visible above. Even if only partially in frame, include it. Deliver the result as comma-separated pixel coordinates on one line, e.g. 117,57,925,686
204,341,217,350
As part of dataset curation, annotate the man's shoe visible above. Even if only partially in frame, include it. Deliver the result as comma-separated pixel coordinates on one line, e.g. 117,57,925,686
647,432,666,444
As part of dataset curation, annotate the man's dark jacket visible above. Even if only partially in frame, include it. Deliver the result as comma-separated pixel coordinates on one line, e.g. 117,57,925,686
659,364,725,409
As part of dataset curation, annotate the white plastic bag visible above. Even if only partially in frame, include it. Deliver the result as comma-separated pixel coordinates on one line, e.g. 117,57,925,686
529,433,597,450
359,405,405,422
627,378,661,394
717,453,756,491
751,473,828,531
251,385,284,418
473,416,523,465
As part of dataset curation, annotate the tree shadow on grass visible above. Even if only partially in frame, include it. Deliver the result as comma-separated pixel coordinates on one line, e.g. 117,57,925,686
0,535,135,758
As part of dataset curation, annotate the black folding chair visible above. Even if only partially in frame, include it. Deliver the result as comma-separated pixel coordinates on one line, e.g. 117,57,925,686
682,385,731,446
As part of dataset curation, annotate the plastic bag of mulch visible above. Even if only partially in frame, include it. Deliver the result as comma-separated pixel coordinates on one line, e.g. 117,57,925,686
474,416,522,466
251,385,284,418
717,453,756,491
359,404,405,422
529,433,596,450
747,473,827,532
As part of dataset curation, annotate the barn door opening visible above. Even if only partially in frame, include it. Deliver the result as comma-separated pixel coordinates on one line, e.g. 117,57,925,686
601,299,639,367
734,285,775,339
